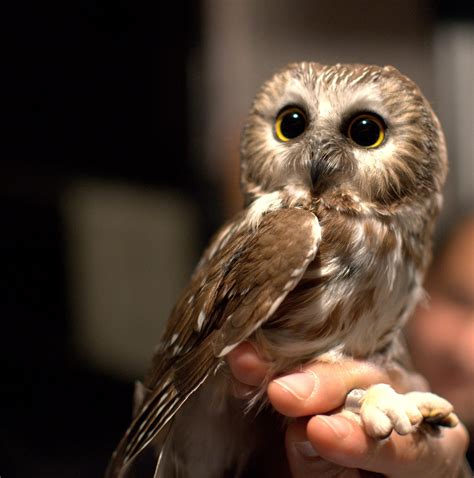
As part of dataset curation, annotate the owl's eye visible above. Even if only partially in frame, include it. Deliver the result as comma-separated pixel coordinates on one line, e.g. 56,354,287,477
347,113,386,148
275,106,307,142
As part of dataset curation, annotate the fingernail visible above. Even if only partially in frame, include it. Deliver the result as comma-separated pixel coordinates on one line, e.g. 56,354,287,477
316,415,352,439
273,371,316,400
294,441,319,458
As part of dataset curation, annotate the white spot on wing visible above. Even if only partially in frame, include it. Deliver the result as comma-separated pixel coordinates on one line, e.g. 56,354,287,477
283,279,296,291
207,223,234,260
169,333,179,345
267,294,285,317
217,342,239,358
290,266,305,277
311,214,322,246
197,310,206,331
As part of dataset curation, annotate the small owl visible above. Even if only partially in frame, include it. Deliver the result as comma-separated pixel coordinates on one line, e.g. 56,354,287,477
106,62,457,477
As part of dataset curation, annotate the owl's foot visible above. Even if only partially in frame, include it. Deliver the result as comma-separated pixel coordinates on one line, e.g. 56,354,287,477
343,384,458,439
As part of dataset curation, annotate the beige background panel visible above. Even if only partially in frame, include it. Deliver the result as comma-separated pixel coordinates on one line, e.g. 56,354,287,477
63,181,198,378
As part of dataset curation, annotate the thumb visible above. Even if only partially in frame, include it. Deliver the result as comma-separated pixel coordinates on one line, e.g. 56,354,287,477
285,419,361,478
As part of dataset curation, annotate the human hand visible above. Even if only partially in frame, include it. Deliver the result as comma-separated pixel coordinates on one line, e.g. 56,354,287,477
227,342,470,478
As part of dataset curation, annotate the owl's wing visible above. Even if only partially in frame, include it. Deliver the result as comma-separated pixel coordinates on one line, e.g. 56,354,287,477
105,207,321,478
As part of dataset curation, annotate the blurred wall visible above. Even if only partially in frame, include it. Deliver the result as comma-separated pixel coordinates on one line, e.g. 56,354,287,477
434,23,474,218
63,181,199,378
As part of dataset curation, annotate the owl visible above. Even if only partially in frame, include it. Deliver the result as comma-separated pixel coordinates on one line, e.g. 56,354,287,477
106,62,457,477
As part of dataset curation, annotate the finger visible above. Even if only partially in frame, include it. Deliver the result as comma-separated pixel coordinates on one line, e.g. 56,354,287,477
304,413,469,477
285,419,361,478
268,360,390,417
226,341,270,387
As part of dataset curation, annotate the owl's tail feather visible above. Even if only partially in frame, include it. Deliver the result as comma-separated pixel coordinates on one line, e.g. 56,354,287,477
105,339,219,478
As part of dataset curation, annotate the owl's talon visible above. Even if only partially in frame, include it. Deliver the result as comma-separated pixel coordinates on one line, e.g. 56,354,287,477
425,412,459,428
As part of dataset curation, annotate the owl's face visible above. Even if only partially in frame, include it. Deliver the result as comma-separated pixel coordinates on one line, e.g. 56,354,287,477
240,62,447,207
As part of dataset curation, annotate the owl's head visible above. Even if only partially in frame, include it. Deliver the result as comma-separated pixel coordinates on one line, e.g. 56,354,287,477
240,62,447,208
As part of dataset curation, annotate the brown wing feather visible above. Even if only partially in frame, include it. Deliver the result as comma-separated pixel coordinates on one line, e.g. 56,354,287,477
105,207,320,478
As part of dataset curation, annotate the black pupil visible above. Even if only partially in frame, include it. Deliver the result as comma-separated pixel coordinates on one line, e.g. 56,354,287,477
350,117,381,146
281,111,306,139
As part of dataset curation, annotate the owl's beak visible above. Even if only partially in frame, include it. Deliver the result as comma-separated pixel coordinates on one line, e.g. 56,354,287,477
310,151,333,189
310,159,320,187
309,147,345,192
309,139,324,187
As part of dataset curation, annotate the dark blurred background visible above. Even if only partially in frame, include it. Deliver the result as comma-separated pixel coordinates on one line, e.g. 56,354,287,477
0,1,472,477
